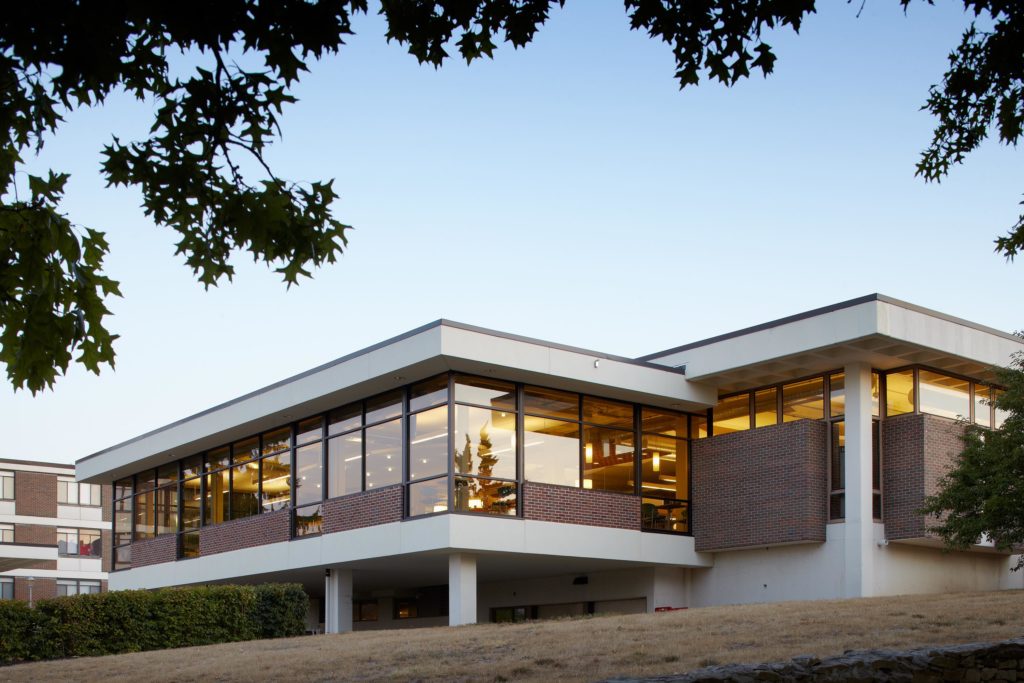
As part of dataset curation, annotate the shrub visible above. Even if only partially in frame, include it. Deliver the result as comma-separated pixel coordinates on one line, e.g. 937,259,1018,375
0,582,308,665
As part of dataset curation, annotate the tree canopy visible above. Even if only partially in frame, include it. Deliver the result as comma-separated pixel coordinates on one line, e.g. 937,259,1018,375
1,1,1022,393
921,343,1024,568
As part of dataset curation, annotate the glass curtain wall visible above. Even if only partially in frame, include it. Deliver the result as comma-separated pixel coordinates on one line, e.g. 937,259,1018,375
451,375,518,516
640,409,689,532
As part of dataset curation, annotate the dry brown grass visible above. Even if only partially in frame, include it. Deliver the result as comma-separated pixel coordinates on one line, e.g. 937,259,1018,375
3,590,1023,683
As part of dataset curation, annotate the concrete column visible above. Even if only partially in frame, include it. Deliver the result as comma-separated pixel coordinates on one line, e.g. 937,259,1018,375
843,363,875,598
647,566,688,612
448,553,477,626
324,567,353,634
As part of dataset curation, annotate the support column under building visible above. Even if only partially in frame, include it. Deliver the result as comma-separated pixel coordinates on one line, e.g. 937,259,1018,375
843,362,876,598
448,553,477,626
324,567,353,634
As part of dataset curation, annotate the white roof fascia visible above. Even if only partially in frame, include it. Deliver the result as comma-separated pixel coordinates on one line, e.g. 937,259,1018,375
78,322,713,484
651,298,1022,382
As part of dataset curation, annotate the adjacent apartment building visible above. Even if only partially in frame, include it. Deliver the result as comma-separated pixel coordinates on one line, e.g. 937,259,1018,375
0,458,110,602
76,294,1023,631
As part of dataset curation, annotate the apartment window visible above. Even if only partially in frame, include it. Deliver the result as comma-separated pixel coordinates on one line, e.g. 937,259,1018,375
0,471,13,500
56,579,101,597
57,479,102,506
0,523,12,543
0,578,12,600
353,599,379,622
57,528,102,557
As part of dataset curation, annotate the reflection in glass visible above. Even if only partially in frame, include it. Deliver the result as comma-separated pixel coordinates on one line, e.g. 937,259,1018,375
410,375,448,412
180,531,200,559
409,405,448,480
872,371,880,417
114,478,133,499
830,373,845,418
134,490,154,540
114,497,133,545
204,469,229,525
207,446,230,472
366,391,402,425
692,414,708,439
782,377,824,422
583,396,632,428
328,434,362,498
365,418,402,489
328,403,361,436
181,455,203,480
524,386,578,421
454,375,515,411
260,452,291,511
994,388,1009,428
296,417,323,446
754,388,778,428
641,498,688,532
295,443,323,507
232,437,259,464
582,426,634,493
230,461,260,520
182,477,202,530
408,477,448,516
137,469,157,492
453,406,516,479
155,485,178,535
523,416,579,486
261,428,291,456
294,503,323,536
713,394,750,435
157,463,177,487
641,408,686,438
455,476,516,515
974,385,991,428
830,420,845,521
641,434,687,500
886,369,915,416
919,370,970,420
114,546,132,571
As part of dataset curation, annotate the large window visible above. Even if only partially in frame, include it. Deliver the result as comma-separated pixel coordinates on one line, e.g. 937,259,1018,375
712,376,826,435
0,523,11,544
828,372,882,522
56,580,101,597
0,578,12,600
883,367,1005,426
640,408,689,532
57,480,102,506
0,471,12,500
451,375,518,516
57,528,102,557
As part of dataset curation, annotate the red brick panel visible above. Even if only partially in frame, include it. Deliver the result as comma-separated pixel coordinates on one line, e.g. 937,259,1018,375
14,471,57,517
521,482,640,530
14,577,55,603
692,419,828,552
101,484,113,521
324,485,404,534
198,509,290,557
132,535,177,567
101,530,112,573
883,413,965,542
14,523,56,546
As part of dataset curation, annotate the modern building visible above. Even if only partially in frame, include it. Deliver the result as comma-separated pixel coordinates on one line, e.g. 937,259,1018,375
0,458,110,602
76,294,1023,631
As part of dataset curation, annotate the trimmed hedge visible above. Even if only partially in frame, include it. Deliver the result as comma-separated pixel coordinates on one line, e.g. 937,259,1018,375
0,583,308,664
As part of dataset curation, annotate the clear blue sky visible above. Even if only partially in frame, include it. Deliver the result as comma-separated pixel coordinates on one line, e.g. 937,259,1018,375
3,2,1022,463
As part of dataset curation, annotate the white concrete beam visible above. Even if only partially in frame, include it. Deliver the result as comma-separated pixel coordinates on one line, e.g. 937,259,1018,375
324,567,353,634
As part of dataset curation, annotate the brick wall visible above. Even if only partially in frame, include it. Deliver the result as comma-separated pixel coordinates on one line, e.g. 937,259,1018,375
324,485,404,534
521,482,640,530
131,534,177,567
101,529,112,573
101,484,112,521
14,577,55,603
692,419,828,552
199,509,290,557
883,413,964,542
14,471,56,517
14,523,56,546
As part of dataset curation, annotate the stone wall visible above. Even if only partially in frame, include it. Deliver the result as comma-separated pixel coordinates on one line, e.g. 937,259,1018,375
604,638,1024,682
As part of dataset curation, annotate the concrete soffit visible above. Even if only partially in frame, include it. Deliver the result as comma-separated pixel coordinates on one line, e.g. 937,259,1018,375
77,321,715,483
645,299,1024,394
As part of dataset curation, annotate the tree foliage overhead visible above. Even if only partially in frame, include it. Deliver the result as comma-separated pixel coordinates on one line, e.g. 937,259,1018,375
1,1,1022,393
921,344,1024,569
